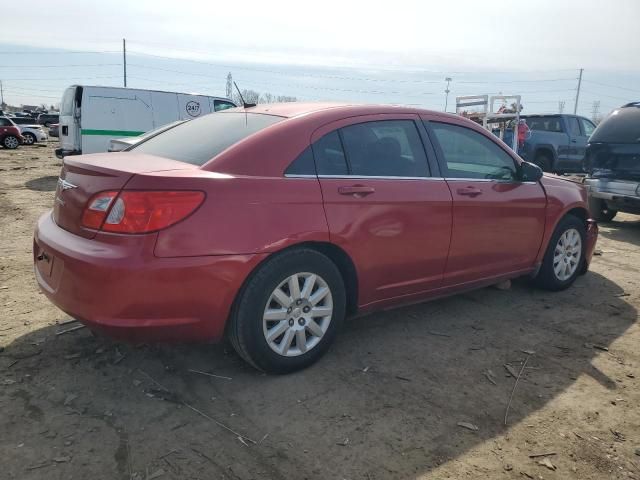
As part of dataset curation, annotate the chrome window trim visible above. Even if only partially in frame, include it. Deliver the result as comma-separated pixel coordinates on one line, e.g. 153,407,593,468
317,175,445,181
445,177,538,185
284,173,537,185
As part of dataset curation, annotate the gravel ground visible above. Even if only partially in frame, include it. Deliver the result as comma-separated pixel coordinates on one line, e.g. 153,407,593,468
0,140,639,480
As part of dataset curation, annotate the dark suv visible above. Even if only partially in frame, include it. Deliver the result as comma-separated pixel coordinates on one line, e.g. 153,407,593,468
37,113,59,127
584,102,640,221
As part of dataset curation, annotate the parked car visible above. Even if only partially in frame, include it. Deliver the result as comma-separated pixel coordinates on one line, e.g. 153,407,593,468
20,125,48,144
584,102,640,221
0,117,24,149
37,113,59,127
9,117,48,144
34,104,598,373
108,120,188,152
517,114,597,173
49,123,59,138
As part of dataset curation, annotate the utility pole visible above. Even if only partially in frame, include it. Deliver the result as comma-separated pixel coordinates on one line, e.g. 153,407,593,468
444,77,452,112
123,38,127,88
573,68,583,115
558,100,565,113
0,80,4,107
226,72,233,99
591,100,600,123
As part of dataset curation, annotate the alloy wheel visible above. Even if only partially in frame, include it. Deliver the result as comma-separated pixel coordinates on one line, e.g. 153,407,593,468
553,228,582,281
4,136,19,149
262,272,333,357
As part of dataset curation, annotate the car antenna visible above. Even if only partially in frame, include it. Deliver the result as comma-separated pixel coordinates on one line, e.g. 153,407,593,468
233,82,256,109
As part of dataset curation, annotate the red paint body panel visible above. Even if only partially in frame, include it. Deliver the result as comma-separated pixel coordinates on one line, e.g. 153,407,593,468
443,179,546,285
33,103,598,344
34,212,265,342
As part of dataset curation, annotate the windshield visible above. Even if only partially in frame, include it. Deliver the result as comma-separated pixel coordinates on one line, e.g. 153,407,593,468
131,112,284,165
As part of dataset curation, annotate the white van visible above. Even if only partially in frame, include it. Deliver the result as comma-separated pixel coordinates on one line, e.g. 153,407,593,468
56,85,236,158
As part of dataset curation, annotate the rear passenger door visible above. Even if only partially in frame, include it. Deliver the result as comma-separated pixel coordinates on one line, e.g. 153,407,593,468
425,119,546,286
310,115,453,307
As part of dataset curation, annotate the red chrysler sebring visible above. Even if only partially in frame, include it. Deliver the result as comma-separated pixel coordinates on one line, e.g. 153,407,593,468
34,103,598,373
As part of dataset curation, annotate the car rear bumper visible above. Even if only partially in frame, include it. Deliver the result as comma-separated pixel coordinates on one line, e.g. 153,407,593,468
55,148,81,159
34,211,265,343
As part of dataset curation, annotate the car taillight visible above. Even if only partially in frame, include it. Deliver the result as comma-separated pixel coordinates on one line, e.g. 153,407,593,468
81,191,205,233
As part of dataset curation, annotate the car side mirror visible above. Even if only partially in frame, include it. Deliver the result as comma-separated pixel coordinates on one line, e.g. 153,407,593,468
519,161,543,182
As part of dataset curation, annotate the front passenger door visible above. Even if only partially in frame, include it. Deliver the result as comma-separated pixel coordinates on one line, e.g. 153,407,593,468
426,120,546,286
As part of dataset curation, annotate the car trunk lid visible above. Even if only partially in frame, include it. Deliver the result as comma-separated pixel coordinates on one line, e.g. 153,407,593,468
53,153,198,239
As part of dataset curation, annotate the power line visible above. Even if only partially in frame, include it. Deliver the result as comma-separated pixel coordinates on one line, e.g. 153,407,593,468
581,89,632,102
456,78,576,84
0,63,120,68
0,50,119,54
582,79,640,94
0,75,121,81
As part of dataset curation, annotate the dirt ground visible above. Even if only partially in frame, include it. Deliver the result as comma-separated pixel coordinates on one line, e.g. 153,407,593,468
0,140,638,480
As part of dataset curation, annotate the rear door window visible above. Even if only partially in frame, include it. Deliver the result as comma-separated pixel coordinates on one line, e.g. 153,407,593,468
131,112,283,165
339,120,429,177
525,116,563,133
430,122,517,180
312,131,349,175
0,118,12,126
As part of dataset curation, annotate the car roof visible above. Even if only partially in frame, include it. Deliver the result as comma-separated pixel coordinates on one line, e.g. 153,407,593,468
222,102,454,120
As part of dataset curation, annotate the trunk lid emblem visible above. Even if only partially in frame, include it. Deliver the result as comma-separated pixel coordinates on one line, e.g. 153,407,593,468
58,178,77,191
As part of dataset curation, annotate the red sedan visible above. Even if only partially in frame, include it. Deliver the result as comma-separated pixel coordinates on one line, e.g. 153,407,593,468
34,103,598,373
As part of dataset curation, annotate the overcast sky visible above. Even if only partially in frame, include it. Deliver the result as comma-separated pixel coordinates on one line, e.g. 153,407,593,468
1,0,639,113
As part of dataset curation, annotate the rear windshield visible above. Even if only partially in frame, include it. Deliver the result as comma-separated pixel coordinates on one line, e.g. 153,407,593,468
523,116,563,132
131,112,284,165
590,106,640,144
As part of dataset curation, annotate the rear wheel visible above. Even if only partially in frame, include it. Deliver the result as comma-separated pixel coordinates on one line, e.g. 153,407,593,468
228,248,346,374
3,135,19,149
588,196,617,222
22,132,36,145
533,215,586,291
534,152,552,172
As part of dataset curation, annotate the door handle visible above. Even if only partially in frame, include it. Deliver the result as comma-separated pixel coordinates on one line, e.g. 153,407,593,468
571,139,577,143
456,186,483,197
338,185,375,197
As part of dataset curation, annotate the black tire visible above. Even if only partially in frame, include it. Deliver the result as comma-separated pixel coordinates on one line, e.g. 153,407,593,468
534,152,553,172
22,132,36,145
228,248,346,374
2,135,20,149
533,215,587,291
588,196,617,222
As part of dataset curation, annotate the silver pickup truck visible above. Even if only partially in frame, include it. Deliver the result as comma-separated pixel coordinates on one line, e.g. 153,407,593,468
584,102,640,221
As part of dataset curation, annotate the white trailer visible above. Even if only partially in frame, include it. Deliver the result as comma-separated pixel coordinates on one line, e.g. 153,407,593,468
56,85,236,158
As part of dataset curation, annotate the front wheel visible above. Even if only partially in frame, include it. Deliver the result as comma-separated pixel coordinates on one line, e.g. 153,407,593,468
22,132,36,145
228,248,346,374
533,215,586,291
534,153,552,172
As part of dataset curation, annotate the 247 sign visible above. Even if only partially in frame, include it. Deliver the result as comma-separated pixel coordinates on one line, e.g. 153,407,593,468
186,101,201,117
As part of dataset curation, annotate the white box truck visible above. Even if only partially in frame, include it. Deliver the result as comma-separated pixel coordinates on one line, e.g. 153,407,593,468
56,85,236,158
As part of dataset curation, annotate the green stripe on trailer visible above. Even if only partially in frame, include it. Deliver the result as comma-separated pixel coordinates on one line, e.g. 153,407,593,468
81,129,145,136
